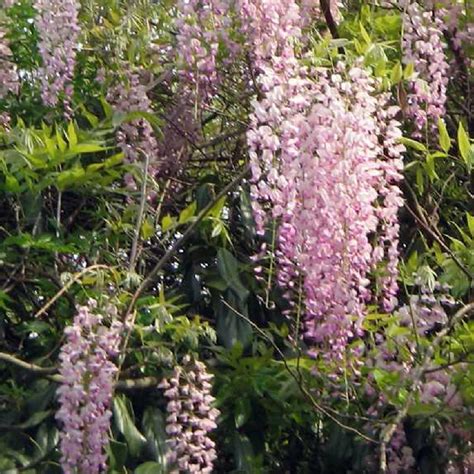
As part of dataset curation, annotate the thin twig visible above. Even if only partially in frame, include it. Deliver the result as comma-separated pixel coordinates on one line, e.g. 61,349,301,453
129,149,150,272
0,351,159,390
34,264,111,318
0,352,57,375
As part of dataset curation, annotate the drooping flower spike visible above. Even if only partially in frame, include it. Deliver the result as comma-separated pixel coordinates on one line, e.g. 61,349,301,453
56,300,123,474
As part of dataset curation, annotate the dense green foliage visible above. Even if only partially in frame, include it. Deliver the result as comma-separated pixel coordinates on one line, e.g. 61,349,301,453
0,0,473,472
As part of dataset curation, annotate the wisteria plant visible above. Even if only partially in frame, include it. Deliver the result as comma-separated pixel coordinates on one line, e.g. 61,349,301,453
0,0,473,473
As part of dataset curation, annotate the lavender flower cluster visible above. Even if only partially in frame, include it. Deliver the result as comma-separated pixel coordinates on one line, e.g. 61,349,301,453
159,355,220,473
363,279,470,471
402,1,449,136
106,67,160,190
175,0,237,103
244,0,404,360
34,0,80,115
56,300,123,474
0,27,19,129
0,29,19,99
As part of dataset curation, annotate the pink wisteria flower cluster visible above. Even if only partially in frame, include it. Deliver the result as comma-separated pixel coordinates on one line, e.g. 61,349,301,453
159,355,220,473
0,27,19,128
289,65,404,359
175,0,236,103
363,279,472,471
34,0,80,115
106,67,160,190
0,29,19,99
244,0,404,360
402,1,449,136
56,300,123,474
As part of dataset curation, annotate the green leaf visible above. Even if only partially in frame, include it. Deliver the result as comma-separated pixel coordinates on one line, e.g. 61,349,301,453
373,368,400,389
390,62,403,84
178,201,197,225
425,154,438,182
135,462,165,474
467,213,474,238
457,122,472,169
359,22,371,44
100,96,114,119
399,137,427,152
217,248,249,300
404,62,414,79
57,167,86,190
113,395,147,457
5,175,20,193
67,122,77,147
161,214,175,232
68,143,106,155
55,129,67,153
437,119,450,153
79,105,99,127
107,440,128,471
104,152,124,168
141,218,155,240
233,432,259,473
0,291,13,310
141,407,168,466
234,397,251,429
416,167,424,193
408,403,440,416
207,195,226,218
14,410,52,430
216,291,252,349
211,219,224,239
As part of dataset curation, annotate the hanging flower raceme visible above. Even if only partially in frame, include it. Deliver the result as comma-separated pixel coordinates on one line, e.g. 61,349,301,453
106,67,160,188
175,0,237,103
0,28,19,129
243,0,405,359
402,1,449,136
241,0,308,235
56,300,123,474
284,65,403,360
427,0,473,76
159,355,220,473
34,0,80,115
0,29,19,99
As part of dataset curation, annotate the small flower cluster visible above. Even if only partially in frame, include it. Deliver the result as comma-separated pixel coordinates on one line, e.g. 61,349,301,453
56,300,123,474
0,27,19,129
34,0,80,115
402,1,449,136
106,67,160,188
157,96,200,178
0,29,19,99
175,0,237,102
386,426,417,474
159,355,220,473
